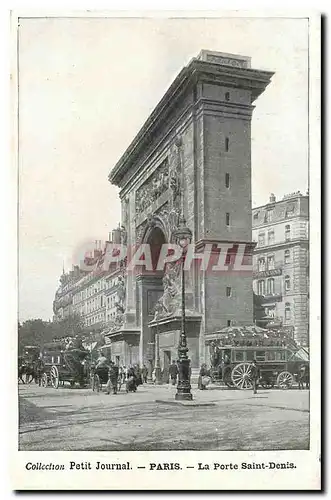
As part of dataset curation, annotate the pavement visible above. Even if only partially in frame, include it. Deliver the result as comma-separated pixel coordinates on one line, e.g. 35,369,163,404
19,382,309,451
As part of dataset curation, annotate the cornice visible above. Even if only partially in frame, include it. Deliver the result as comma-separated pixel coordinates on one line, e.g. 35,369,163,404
109,58,274,187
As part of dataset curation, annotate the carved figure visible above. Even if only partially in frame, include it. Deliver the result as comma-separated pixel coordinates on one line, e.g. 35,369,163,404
120,225,127,245
115,275,126,312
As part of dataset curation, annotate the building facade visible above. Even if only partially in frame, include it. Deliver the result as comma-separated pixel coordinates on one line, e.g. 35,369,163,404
252,192,309,346
106,50,273,375
53,238,122,338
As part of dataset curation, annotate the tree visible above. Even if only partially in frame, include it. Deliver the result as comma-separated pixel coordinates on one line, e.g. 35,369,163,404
18,313,85,354
53,313,85,339
18,319,55,354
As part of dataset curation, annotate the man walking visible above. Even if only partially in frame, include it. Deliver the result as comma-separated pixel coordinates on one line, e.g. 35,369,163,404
141,365,148,384
169,360,179,386
251,359,260,395
106,361,119,395
36,356,45,387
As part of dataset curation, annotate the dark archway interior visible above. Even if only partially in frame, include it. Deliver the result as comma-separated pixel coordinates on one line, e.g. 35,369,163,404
147,226,166,271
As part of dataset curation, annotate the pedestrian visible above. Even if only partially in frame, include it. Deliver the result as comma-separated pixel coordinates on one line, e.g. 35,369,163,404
298,363,306,390
198,363,210,390
36,356,45,387
251,359,260,394
141,364,148,384
169,360,179,386
106,361,119,395
95,351,108,370
126,365,137,393
134,364,143,386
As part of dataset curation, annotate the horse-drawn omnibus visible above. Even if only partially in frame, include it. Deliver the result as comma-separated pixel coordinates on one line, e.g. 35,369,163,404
40,340,91,388
207,326,309,390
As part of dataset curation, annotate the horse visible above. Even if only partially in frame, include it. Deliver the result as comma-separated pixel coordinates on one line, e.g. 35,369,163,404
19,362,38,384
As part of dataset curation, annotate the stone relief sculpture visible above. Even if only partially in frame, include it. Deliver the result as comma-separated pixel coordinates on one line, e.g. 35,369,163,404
120,225,127,245
114,274,126,317
135,222,147,244
122,196,129,225
153,263,181,320
135,158,169,215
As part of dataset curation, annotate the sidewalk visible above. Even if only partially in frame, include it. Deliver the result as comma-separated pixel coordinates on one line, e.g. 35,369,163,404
152,383,309,412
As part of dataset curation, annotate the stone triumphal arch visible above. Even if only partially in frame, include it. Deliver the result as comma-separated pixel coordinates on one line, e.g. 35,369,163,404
106,50,273,380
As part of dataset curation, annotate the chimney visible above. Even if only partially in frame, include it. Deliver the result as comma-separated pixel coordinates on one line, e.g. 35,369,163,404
269,193,276,203
112,227,121,244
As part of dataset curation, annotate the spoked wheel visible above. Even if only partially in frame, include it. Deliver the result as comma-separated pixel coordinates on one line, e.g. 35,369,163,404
50,365,59,389
277,371,293,390
92,374,100,392
231,363,253,390
41,373,48,387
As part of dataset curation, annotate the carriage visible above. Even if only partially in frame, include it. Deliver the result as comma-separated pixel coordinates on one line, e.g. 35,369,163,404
40,340,91,389
207,326,309,390
90,364,123,393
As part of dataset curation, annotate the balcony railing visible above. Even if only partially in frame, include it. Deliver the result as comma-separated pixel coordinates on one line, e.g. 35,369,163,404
253,267,282,279
260,293,282,303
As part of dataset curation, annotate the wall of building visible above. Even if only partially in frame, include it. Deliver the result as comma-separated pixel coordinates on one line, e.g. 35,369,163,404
252,193,309,345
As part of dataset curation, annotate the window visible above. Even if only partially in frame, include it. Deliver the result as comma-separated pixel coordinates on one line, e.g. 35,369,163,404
285,302,291,320
258,258,266,272
267,278,275,295
267,255,275,270
226,212,230,226
266,209,274,222
258,233,265,247
268,230,275,245
285,225,291,241
227,319,231,327
285,275,291,291
226,286,232,297
284,249,291,264
275,351,286,361
225,173,230,188
234,351,244,362
225,92,230,101
225,137,229,152
266,351,276,361
246,350,255,361
258,280,265,295
256,351,266,362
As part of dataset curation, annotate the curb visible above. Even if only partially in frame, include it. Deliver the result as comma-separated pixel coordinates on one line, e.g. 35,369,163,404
155,399,216,407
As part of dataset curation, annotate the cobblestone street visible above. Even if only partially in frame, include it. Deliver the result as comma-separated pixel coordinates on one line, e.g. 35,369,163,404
19,382,309,451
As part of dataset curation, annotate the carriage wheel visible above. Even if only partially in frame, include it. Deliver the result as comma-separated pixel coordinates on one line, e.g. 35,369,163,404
50,366,59,389
92,374,100,392
41,373,48,387
231,363,253,390
277,371,293,390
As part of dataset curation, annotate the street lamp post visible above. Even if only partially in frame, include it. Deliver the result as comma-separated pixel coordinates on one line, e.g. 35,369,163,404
154,325,162,384
172,216,193,401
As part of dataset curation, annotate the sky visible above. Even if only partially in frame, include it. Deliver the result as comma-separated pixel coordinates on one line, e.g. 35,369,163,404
18,16,309,321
